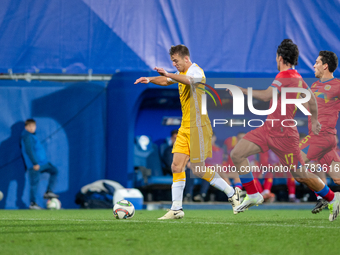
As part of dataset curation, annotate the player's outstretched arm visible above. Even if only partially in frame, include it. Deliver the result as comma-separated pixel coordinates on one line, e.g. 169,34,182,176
230,86,273,102
166,73,192,86
249,86,273,102
302,101,309,111
134,76,172,86
154,67,193,86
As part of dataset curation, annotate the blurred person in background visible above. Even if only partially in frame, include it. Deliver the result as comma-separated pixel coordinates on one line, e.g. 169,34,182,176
21,119,59,209
161,129,178,176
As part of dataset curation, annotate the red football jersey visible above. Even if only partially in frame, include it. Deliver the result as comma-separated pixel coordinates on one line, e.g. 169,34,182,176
308,78,340,135
224,136,238,154
265,69,308,137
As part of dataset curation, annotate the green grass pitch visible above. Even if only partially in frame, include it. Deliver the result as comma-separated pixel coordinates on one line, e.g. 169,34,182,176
0,209,338,255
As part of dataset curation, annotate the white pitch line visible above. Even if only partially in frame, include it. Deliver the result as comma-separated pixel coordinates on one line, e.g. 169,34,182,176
0,218,338,229
0,218,112,222
135,220,339,229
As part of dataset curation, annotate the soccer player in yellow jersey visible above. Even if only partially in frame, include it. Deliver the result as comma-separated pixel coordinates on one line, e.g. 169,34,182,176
135,45,240,219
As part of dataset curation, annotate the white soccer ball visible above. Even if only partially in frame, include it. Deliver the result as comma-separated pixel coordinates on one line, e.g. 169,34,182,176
113,200,135,219
47,198,61,210
0,191,3,201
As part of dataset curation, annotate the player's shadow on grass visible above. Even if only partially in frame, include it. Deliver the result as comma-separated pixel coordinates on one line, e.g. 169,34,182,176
0,121,26,209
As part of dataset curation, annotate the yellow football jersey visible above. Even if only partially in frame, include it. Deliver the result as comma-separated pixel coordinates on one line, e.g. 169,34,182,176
175,63,211,128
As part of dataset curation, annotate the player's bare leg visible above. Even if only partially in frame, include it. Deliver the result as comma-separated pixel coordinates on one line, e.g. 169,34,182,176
328,161,340,185
314,174,329,210
232,176,242,184
309,161,340,215
293,169,327,193
191,162,241,214
310,170,330,214
313,171,327,185
158,153,188,220
230,139,264,212
300,151,333,213
292,167,340,221
232,176,246,200
300,150,309,164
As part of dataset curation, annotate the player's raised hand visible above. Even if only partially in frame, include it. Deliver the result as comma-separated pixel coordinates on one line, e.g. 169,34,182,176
226,88,233,96
134,77,150,84
311,120,321,135
226,85,245,96
154,67,168,77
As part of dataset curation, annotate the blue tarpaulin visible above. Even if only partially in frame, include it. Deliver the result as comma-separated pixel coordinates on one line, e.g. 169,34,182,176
0,80,107,208
1,0,340,207
0,0,339,75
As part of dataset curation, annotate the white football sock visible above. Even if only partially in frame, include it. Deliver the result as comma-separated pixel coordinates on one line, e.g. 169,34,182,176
209,172,234,197
171,180,185,210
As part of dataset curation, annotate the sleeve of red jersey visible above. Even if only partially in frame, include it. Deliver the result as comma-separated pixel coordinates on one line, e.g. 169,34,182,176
337,81,340,98
270,72,285,92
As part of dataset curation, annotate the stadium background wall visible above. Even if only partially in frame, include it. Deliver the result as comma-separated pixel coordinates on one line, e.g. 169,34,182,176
0,0,339,208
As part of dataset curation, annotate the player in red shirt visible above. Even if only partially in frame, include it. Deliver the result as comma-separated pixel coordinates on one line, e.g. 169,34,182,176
229,39,340,221
299,51,340,214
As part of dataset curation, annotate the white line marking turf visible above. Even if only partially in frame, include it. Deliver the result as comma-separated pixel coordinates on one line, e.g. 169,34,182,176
0,218,338,229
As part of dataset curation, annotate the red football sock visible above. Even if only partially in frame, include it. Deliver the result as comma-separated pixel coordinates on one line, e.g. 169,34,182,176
263,178,273,191
243,180,259,195
254,178,263,193
287,178,296,195
323,190,335,202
